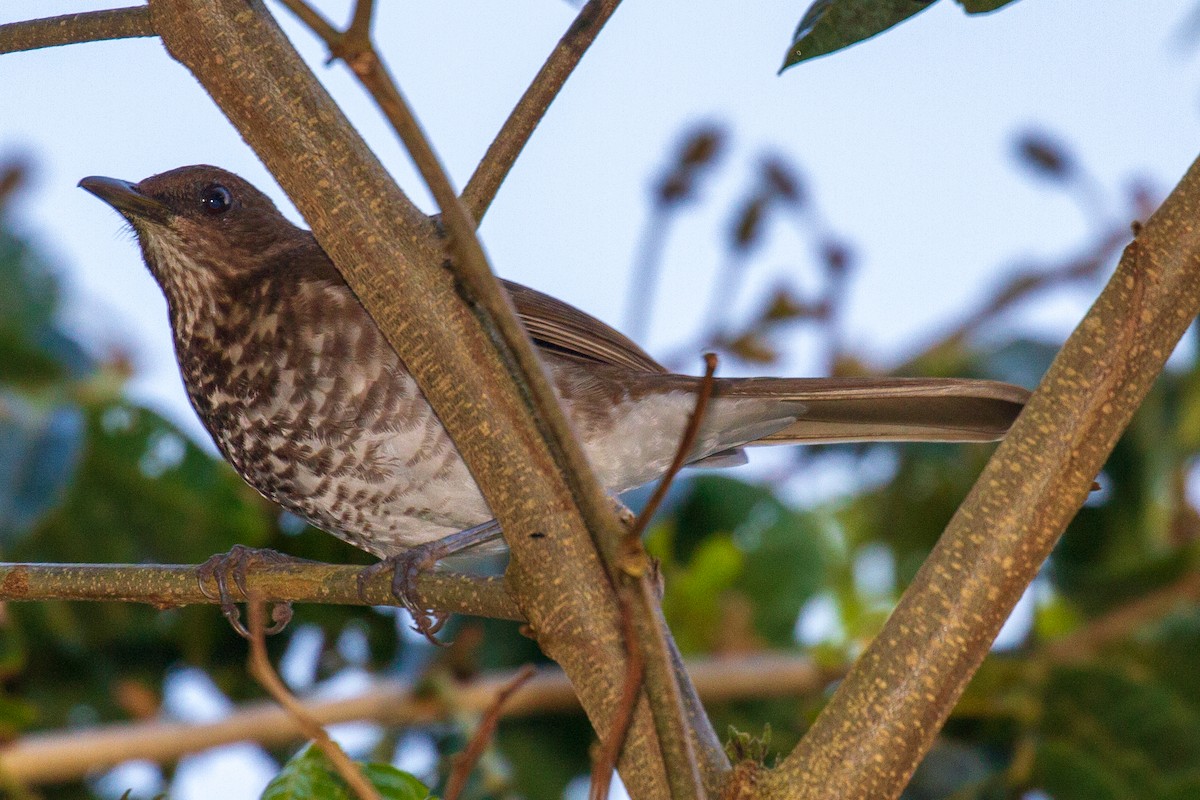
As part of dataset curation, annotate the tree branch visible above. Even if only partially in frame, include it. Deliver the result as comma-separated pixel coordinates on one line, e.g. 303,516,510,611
0,8,154,55
765,152,1200,799
0,562,521,621
460,0,624,225
145,0,676,795
0,654,836,786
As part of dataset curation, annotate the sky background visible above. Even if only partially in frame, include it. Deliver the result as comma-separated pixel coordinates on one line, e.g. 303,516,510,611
3,1,1200,798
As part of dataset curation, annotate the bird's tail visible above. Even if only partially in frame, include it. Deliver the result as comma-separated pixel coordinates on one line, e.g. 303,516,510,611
711,376,1029,446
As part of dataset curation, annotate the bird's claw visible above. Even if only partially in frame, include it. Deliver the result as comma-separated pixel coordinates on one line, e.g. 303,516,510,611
197,545,296,638
357,549,450,647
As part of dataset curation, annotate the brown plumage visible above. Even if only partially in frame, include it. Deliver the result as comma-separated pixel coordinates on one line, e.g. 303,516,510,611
80,165,1029,561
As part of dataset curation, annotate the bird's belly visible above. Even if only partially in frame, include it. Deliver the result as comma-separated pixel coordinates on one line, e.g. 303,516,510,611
200,372,494,557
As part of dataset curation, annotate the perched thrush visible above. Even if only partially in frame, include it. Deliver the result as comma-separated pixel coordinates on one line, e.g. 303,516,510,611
80,166,1027,619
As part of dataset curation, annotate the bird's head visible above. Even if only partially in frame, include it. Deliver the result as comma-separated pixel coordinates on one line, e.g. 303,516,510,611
79,165,304,303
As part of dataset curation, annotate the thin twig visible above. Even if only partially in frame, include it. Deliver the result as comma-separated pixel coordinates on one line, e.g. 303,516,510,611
628,353,720,546
607,353,719,800
460,0,624,225
444,664,537,800
589,597,646,800
0,7,154,55
274,0,339,44
0,561,522,621
343,0,374,50
624,210,673,347
246,599,379,800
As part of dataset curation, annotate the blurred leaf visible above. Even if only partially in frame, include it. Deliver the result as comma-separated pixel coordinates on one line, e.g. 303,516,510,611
660,534,744,653
723,332,778,364
761,157,806,206
902,738,997,800
1034,739,1128,800
1014,130,1077,182
18,401,272,565
1052,380,1186,612
668,477,827,645
0,401,83,543
1131,607,1200,709
759,287,813,323
1036,665,1200,798
262,744,431,800
496,715,593,800
782,0,937,69
955,0,1021,13
731,195,768,252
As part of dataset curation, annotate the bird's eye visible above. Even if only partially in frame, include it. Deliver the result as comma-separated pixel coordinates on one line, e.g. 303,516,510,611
200,184,233,215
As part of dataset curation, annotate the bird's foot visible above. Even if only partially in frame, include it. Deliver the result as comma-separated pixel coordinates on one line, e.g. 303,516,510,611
197,545,299,638
357,548,450,646
356,520,505,646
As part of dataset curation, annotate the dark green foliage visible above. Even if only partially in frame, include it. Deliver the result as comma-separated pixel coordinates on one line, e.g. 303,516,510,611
782,0,1022,70
262,745,431,800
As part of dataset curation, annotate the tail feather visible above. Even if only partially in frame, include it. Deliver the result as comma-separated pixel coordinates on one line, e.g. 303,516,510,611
714,377,1029,445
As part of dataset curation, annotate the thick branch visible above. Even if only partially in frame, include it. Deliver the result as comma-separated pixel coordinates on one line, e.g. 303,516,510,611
766,154,1200,799
460,0,623,225
0,8,154,55
146,1,673,796
0,562,521,620
0,654,835,785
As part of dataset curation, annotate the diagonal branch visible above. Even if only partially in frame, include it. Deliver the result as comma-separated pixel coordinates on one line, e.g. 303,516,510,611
764,152,1200,799
0,7,154,55
460,0,624,225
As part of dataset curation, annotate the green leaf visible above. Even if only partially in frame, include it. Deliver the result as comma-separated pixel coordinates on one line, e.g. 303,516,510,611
781,0,1024,70
782,0,937,70
262,745,431,800
660,534,744,653
955,0,1021,13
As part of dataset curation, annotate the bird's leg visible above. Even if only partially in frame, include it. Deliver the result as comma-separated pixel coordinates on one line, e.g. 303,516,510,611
357,520,504,645
197,545,310,638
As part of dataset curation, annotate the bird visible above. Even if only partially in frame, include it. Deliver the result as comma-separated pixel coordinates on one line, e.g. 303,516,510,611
80,165,1029,631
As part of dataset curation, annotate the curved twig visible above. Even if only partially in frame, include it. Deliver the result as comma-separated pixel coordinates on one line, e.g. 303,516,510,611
0,8,154,55
460,0,624,225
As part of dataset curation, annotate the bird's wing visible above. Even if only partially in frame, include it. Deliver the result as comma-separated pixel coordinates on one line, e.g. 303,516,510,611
503,279,667,374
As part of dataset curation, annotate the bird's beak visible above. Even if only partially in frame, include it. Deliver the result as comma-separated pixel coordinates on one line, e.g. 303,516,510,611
79,176,172,225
